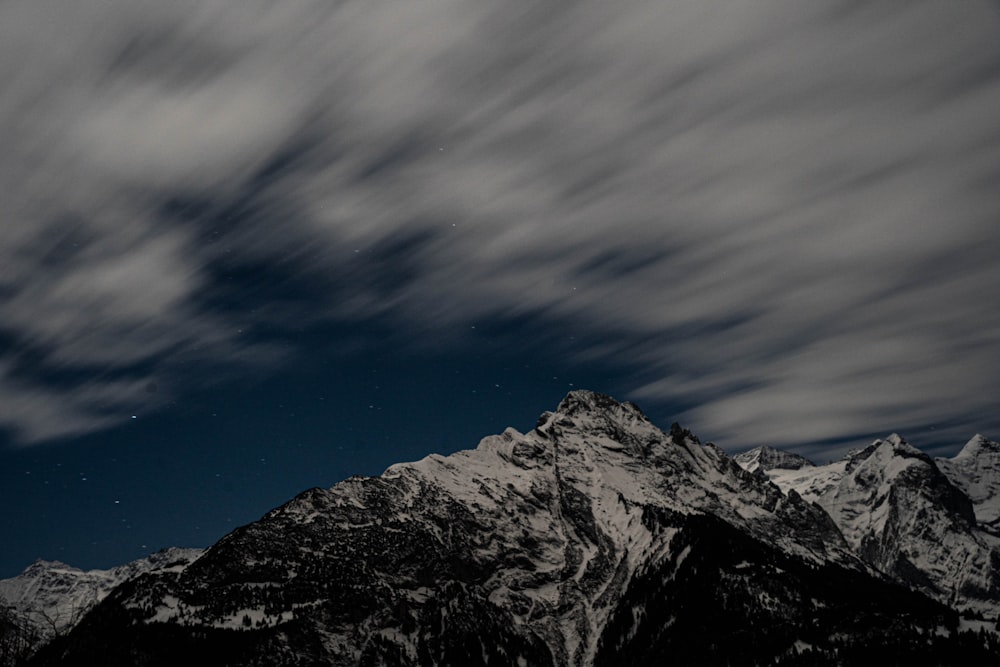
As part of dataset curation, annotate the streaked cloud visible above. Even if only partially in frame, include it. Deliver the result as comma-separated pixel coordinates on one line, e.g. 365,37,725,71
1,0,998,451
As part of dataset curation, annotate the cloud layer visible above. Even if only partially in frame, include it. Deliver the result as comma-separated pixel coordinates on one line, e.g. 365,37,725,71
2,0,999,451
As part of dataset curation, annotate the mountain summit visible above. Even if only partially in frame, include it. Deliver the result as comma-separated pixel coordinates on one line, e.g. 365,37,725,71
0,548,202,641
25,392,1000,665
740,433,1000,616
938,435,1000,535
733,445,814,474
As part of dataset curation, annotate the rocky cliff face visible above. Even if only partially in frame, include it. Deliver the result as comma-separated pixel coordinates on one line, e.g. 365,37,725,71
937,435,1000,535
25,392,1000,666
733,445,814,474
743,435,1000,615
0,548,202,639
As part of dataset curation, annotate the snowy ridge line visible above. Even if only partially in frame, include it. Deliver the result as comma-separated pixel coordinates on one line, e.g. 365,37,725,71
13,392,1000,665
0,547,203,638
739,433,1000,616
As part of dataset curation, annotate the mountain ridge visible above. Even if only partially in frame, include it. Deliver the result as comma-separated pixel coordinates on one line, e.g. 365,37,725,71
0,547,203,645
16,391,1000,666
738,433,1000,615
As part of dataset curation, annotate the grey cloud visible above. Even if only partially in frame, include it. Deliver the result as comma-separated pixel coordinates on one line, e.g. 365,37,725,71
0,360,144,443
1,0,999,449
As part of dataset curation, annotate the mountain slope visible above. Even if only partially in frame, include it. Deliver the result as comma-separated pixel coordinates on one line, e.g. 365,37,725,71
0,548,202,639
747,435,1000,614
733,445,814,474
28,392,999,666
937,435,1000,535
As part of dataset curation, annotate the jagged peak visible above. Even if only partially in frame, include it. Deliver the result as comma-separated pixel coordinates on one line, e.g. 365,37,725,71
553,390,647,420
734,446,815,474
851,433,922,458
953,434,1000,461
840,434,932,473
875,433,929,460
883,433,907,447
532,390,663,447
22,559,78,575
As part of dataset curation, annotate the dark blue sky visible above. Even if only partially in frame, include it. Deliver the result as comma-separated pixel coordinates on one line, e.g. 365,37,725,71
2,0,1000,578
0,333,649,576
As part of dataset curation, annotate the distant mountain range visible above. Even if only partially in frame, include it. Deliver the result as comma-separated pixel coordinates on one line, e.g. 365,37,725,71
0,548,202,640
6,391,1000,665
735,434,1000,618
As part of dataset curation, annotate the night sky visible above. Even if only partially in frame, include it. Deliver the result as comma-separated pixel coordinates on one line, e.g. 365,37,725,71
2,1,999,578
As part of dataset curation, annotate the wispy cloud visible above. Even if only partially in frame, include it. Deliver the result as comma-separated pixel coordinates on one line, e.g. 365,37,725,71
2,0,999,450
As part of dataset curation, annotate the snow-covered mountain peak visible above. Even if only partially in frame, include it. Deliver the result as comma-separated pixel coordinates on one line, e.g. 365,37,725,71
383,392,721,513
734,445,815,474
760,433,994,612
879,433,926,457
19,560,77,577
186,391,853,666
954,434,999,461
553,389,646,420
540,390,665,445
843,434,930,473
859,434,931,471
21,392,1000,665
0,548,203,639
938,434,1000,535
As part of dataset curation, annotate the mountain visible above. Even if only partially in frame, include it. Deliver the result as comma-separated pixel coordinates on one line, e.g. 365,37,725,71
740,434,1000,616
0,548,202,641
733,445,814,474
24,392,1000,665
937,435,1000,535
